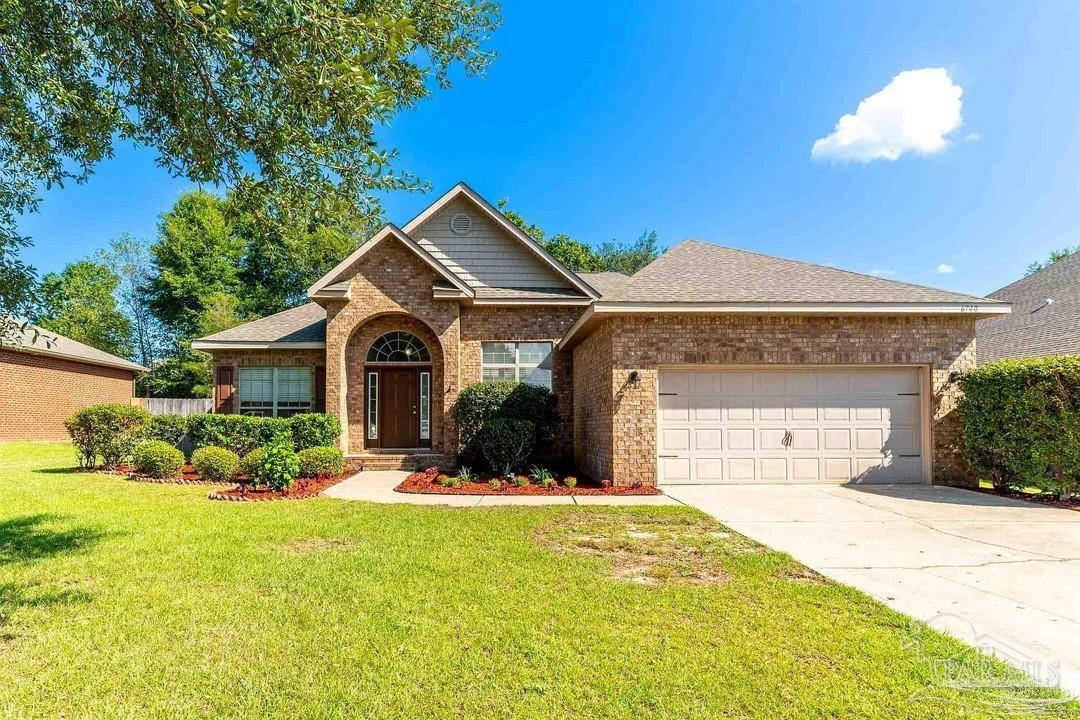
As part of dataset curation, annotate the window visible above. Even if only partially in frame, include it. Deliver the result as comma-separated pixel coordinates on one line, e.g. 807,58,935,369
367,332,430,362
238,367,312,417
419,372,431,440
481,342,552,389
367,372,378,439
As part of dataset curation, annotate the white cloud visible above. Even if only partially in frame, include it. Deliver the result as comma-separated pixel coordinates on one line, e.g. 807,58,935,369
936,263,954,274
811,68,963,163
867,268,896,277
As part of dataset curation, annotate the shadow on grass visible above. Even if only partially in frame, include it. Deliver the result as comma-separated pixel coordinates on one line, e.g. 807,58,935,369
32,466,86,475
0,514,108,565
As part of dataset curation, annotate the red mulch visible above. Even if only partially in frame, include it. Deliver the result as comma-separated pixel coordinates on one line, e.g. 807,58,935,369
974,487,1080,511
208,474,349,502
123,463,221,485
395,468,662,496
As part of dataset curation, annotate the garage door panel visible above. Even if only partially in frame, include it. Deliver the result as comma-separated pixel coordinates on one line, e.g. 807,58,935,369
658,367,925,485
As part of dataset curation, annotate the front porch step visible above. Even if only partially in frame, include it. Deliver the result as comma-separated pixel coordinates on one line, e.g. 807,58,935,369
346,452,451,472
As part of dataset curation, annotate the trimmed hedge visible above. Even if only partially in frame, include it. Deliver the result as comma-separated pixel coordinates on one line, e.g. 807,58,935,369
133,440,184,479
452,381,556,467
188,413,340,456
297,446,345,478
143,415,189,452
239,448,266,481
476,418,536,476
191,446,240,483
958,355,1080,499
65,404,151,469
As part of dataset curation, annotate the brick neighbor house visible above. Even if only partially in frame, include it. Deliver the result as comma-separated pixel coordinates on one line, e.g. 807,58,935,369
1,323,146,441
192,183,1011,486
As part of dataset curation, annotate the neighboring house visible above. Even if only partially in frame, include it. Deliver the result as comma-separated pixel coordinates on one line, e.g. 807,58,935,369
0,323,146,441
192,182,1010,487
977,251,1080,364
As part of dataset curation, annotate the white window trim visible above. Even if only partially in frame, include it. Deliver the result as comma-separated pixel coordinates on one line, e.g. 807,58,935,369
481,342,553,389
419,372,431,441
367,372,378,440
238,366,312,417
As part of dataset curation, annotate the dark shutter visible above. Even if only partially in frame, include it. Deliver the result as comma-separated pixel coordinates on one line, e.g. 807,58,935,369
215,367,234,414
314,366,326,413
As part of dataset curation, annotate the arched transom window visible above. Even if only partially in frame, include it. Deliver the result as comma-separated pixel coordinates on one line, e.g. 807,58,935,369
366,331,431,363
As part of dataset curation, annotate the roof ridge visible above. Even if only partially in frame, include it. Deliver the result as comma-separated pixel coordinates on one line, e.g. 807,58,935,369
668,239,998,303
198,302,322,341
988,250,1080,298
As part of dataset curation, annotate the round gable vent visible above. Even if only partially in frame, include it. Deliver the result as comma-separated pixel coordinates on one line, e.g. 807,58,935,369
450,212,472,235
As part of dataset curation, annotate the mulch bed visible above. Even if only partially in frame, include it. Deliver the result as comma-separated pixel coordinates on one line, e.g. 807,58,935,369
395,468,663,496
123,464,223,485
208,460,362,502
974,487,1080,512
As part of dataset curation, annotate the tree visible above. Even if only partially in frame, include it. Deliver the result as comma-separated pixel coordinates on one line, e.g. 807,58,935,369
498,200,661,275
139,351,213,399
147,190,244,339
96,234,168,367
33,261,132,357
0,0,501,342
1027,246,1079,275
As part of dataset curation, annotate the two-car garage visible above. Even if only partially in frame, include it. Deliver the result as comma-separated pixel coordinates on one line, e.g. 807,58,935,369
656,367,928,485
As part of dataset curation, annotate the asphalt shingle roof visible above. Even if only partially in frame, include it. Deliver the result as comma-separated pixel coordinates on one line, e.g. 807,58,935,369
577,271,629,298
977,251,1080,363
197,303,327,343
5,321,146,371
601,240,1001,305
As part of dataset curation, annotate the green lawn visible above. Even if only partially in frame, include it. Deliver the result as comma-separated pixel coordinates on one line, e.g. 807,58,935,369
0,443,1073,719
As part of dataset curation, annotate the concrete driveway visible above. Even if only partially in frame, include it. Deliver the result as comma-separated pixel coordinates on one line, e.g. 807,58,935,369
663,483,1080,698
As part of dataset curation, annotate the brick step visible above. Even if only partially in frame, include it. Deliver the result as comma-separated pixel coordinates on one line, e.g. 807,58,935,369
347,453,451,472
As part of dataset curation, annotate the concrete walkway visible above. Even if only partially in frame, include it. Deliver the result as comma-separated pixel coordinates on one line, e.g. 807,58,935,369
322,470,680,506
663,483,1080,698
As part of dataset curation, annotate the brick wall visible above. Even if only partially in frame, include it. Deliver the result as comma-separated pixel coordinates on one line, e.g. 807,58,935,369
572,314,977,487
0,349,135,441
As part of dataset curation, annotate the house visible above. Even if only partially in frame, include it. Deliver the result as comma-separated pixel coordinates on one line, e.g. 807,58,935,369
976,251,1080,364
191,183,1010,486
0,323,146,441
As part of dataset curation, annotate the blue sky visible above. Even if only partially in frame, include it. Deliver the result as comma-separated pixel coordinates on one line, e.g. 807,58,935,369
18,1,1080,296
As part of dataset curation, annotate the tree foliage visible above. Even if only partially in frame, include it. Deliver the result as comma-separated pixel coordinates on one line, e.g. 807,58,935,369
497,200,661,275
0,0,501,341
33,260,132,357
96,234,168,367
138,350,213,399
1026,246,1079,275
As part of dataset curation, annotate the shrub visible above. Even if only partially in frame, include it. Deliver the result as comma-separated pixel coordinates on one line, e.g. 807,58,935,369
132,440,184,479
65,404,151,469
143,415,189,450
958,356,1080,499
530,465,553,484
191,446,240,483
511,473,528,487
488,477,501,491
563,475,577,489
435,473,460,488
260,436,300,492
188,414,289,456
240,449,266,483
297,446,345,478
452,382,557,464
290,414,341,451
476,418,535,477
457,466,475,484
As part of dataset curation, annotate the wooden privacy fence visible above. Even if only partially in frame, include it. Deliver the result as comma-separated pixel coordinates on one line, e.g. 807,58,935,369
132,398,213,416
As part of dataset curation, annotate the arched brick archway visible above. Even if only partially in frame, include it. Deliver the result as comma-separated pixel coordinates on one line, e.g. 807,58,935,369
345,314,446,454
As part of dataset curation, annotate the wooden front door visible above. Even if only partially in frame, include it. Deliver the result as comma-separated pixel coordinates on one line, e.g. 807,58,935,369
380,368,419,448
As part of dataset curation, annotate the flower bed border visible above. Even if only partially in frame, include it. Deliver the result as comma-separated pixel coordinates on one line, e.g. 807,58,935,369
122,464,224,485
394,468,662,496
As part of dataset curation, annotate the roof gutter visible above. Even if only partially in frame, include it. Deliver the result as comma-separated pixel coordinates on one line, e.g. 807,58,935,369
190,341,326,351
5,344,147,373
559,301,1012,348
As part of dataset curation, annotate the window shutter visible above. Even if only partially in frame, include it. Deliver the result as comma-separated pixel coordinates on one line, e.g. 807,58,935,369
215,367,234,413
314,366,326,413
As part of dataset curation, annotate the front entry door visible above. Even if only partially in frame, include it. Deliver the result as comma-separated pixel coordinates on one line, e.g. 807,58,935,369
380,369,419,448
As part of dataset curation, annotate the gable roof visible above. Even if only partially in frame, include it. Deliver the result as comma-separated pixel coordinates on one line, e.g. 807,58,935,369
307,224,474,298
191,303,327,349
603,240,1003,305
577,271,629,298
2,321,146,372
977,251,1080,363
402,183,599,299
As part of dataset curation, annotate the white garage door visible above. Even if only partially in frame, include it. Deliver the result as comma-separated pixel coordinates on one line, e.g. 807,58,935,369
657,367,925,485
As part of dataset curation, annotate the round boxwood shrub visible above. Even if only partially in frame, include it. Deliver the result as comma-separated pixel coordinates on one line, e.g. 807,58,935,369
297,446,345,478
191,446,240,483
132,440,184,479
240,448,266,482
452,381,556,466
476,418,536,477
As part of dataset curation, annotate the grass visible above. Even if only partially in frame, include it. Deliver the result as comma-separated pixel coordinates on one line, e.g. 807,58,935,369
0,442,1075,719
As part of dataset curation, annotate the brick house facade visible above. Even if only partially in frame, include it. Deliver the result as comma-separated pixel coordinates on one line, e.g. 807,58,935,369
0,334,144,442
193,182,1010,487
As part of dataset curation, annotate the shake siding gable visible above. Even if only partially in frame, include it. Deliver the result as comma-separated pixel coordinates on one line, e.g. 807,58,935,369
412,197,572,290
